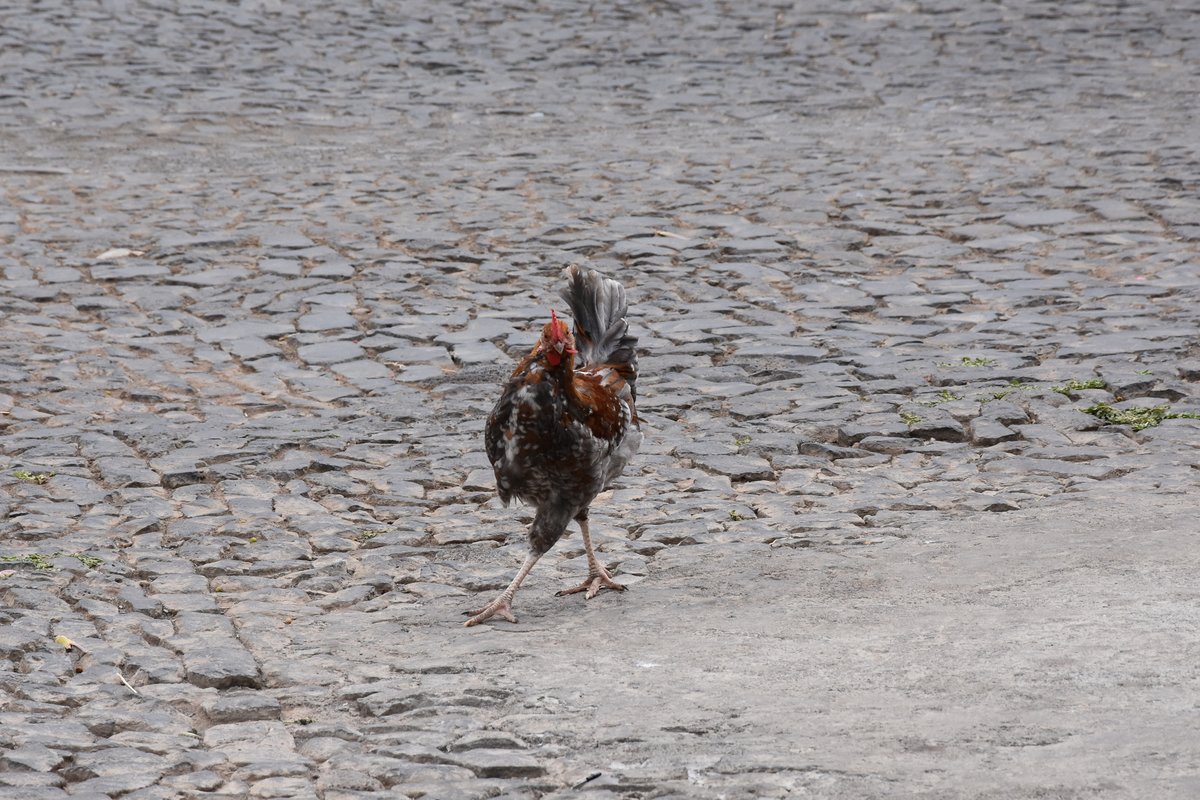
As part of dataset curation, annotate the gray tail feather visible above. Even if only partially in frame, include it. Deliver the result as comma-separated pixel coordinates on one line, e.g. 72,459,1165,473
560,265,638,395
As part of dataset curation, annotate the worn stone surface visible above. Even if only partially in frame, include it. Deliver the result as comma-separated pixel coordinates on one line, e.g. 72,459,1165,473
1,1,1199,797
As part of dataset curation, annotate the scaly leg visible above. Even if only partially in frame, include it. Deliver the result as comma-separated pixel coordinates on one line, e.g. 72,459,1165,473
464,551,541,627
556,518,626,600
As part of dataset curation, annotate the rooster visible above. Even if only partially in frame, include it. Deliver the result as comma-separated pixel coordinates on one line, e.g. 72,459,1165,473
464,265,641,626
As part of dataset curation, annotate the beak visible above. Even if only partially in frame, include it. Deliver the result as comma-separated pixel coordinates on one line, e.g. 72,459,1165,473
553,341,566,354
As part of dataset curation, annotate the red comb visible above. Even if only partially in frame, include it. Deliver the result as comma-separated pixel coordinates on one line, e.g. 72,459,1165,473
545,309,575,356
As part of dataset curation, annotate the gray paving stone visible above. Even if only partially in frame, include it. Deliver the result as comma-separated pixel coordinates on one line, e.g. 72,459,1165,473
62,747,172,782
1057,335,1178,358
0,743,65,772
203,722,304,767
1002,209,1083,228
183,646,262,690
316,769,385,793
447,732,529,752
970,419,1020,447
448,749,545,779
202,692,282,725
904,409,967,443
298,310,358,332
256,228,314,250
296,341,365,365
168,771,226,793
0,778,68,797
0,627,44,659
685,454,775,482
260,259,304,277
123,645,186,683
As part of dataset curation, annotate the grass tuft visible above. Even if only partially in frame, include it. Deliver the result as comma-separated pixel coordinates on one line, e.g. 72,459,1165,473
923,389,962,406
0,552,102,571
1082,402,1200,432
938,356,996,368
1052,378,1106,395
12,470,54,484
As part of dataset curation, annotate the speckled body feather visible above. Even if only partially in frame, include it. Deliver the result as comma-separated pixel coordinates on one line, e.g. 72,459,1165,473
484,266,641,555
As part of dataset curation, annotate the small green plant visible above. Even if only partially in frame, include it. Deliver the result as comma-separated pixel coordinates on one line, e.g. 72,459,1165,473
985,379,1033,402
923,389,962,406
728,509,748,521
733,435,752,448
900,411,922,427
1135,368,1152,375
938,356,995,368
359,529,386,541
13,470,54,484
1082,402,1200,431
0,552,102,571
0,553,54,570
1052,378,1106,395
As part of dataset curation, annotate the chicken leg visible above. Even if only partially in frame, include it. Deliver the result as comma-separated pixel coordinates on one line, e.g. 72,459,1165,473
463,552,541,627
556,518,626,600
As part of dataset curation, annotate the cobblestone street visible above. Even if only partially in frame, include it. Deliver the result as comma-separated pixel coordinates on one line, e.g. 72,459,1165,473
2,1,1199,798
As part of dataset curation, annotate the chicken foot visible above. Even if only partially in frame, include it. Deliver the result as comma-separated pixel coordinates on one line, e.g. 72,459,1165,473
556,518,626,600
463,551,541,626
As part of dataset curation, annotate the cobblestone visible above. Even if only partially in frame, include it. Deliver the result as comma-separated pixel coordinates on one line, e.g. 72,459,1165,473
1,0,1199,797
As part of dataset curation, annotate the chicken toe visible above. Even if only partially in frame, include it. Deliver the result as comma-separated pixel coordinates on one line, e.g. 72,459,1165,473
556,565,626,599
463,597,518,626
